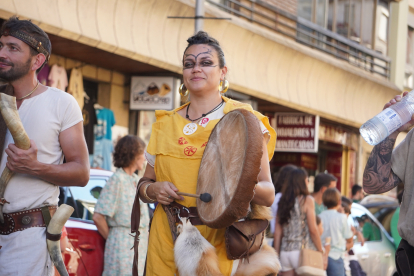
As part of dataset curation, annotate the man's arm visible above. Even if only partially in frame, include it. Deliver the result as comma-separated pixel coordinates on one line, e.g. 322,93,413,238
362,92,414,195
6,122,89,187
362,132,401,194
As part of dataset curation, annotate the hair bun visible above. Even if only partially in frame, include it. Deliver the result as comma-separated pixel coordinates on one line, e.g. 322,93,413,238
184,31,226,68
187,31,220,46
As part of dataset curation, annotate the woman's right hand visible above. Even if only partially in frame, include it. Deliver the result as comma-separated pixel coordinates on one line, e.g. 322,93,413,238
149,181,184,205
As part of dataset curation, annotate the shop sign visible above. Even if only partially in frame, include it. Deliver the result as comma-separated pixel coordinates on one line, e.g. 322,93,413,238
319,123,359,150
130,77,178,110
275,113,319,153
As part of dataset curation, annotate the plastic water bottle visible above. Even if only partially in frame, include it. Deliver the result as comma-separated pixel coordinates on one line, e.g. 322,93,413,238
360,91,414,146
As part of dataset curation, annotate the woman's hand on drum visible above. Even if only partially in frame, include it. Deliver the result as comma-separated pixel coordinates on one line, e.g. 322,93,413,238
150,181,184,205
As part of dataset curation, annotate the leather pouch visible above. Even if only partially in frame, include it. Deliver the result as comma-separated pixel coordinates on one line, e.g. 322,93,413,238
225,219,269,260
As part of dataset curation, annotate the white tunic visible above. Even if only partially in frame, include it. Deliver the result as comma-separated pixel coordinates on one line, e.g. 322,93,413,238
0,87,83,276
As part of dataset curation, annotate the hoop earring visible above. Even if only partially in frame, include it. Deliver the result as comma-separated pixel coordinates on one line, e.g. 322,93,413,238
219,80,229,94
179,83,189,97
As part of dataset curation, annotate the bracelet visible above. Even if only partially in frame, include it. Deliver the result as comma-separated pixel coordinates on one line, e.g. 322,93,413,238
143,183,156,202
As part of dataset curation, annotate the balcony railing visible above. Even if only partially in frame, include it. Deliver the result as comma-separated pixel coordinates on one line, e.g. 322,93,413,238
206,0,391,79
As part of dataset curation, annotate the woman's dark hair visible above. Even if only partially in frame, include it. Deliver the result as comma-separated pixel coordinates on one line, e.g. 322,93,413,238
274,164,297,194
277,168,309,226
1,16,51,72
113,135,145,168
183,31,226,68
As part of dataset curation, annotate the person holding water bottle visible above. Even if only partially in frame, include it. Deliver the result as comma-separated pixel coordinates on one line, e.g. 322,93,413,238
362,91,414,276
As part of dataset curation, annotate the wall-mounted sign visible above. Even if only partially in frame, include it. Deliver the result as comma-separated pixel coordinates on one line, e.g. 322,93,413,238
319,123,359,150
130,77,179,110
275,113,320,153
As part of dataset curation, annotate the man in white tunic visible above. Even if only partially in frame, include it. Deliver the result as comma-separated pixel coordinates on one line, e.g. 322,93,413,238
0,17,90,275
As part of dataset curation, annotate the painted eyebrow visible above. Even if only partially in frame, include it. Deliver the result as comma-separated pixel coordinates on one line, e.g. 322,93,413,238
184,56,212,61
185,49,213,58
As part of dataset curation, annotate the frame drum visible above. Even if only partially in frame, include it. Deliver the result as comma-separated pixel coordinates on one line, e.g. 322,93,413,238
196,109,263,229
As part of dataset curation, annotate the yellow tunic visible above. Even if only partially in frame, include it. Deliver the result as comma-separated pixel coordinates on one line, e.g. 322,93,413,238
145,96,276,276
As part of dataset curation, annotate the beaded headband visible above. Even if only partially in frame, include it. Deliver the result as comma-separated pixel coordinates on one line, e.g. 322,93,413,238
1,29,50,61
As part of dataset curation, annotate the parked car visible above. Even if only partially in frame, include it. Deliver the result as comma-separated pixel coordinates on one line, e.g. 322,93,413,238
348,203,397,276
360,195,399,237
59,169,113,276
266,203,397,276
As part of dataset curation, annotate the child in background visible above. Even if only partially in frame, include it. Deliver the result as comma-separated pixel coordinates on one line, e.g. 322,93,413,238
319,188,354,276
339,198,365,245
342,203,367,276
316,215,330,270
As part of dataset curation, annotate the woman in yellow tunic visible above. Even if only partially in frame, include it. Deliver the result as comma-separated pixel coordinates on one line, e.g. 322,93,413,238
138,31,277,276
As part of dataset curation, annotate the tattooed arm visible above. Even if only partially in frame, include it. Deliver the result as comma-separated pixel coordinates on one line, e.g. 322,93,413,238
363,132,401,194
363,91,414,194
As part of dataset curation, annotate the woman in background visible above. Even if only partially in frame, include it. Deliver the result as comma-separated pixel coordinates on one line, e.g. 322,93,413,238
270,164,297,235
93,135,149,276
274,168,323,276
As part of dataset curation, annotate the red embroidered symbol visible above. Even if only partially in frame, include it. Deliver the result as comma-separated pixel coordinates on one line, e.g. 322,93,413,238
178,137,188,145
201,142,207,148
200,118,209,125
184,146,197,156
232,102,243,107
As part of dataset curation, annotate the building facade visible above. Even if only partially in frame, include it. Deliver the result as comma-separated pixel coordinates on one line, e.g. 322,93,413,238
0,0,407,196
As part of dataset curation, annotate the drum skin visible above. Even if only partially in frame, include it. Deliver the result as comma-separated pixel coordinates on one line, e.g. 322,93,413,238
196,109,263,229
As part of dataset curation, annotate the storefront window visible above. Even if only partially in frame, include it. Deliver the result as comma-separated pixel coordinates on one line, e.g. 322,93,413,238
361,0,374,48
316,0,328,27
301,0,381,51
349,0,362,42
378,9,388,42
298,0,313,21
328,0,334,31
336,0,350,37
407,27,414,65
405,27,414,89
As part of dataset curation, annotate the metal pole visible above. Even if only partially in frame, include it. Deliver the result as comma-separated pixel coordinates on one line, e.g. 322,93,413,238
195,0,204,33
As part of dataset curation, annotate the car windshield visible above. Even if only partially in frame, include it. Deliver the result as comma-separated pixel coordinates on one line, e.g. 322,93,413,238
349,206,382,242
67,177,108,220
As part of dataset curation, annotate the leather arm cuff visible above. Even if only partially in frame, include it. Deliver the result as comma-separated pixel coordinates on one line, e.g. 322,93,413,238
46,231,62,241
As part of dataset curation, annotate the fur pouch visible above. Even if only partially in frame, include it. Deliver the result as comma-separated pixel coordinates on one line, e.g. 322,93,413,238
174,218,223,276
225,219,269,260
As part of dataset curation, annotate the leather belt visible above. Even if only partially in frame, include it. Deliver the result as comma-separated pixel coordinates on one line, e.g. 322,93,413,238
166,202,204,226
0,206,57,235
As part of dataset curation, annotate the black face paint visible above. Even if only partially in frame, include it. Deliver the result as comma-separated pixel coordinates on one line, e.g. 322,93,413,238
183,47,218,70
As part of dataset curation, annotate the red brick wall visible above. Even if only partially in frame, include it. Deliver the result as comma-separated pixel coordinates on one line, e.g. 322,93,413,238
260,0,297,15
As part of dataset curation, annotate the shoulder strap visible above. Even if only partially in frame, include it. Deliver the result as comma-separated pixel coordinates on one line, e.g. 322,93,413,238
131,177,150,276
131,186,141,276
163,204,179,242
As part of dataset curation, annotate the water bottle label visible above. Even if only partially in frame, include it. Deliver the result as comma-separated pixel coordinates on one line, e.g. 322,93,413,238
377,108,402,134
